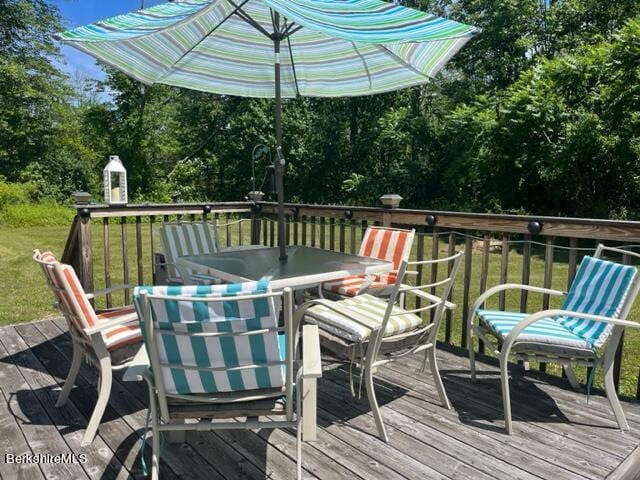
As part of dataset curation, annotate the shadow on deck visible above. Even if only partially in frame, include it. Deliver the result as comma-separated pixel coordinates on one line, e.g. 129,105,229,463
0,317,639,480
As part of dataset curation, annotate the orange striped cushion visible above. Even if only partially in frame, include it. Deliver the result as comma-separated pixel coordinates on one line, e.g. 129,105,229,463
56,264,99,328
322,227,410,297
40,251,57,263
97,306,142,351
323,273,397,297
359,227,410,269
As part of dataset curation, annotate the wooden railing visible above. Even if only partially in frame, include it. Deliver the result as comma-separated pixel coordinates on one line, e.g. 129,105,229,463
62,199,640,399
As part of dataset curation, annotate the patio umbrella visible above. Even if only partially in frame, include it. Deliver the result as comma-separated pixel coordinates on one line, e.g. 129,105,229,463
56,0,479,261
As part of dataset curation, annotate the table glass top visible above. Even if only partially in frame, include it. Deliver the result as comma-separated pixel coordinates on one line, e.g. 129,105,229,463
179,246,390,282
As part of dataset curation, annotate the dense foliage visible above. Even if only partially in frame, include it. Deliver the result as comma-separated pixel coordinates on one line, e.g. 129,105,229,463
1,0,639,218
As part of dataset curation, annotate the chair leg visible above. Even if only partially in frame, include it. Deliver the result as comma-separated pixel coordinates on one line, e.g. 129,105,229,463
603,356,629,431
428,346,451,410
469,328,477,382
364,366,388,442
296,381,303,480
82,356,112,446
563,365,582,392
165,419,185,444
151,405,160,480
500,354,513,435
56,342,82,407
296,416,302,480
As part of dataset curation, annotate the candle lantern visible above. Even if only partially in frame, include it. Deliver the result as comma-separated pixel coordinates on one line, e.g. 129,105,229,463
103,155,127,205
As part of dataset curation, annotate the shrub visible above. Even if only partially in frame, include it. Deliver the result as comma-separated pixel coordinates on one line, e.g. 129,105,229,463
0,179,36,208
0,203,75,227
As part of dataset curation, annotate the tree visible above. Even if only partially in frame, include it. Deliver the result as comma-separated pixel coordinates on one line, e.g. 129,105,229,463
442,18,640,217
0,0,69,180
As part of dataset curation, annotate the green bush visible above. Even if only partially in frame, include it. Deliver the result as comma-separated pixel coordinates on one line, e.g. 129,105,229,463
0,203,74,227
0,179,36,208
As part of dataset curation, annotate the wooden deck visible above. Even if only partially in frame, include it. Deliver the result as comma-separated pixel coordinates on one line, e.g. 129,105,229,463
1,318,639,480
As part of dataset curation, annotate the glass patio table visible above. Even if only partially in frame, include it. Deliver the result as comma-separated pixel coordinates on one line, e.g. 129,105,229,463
175,245,393,290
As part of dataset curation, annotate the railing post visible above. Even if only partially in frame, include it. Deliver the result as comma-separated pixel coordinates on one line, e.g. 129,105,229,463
77,206,94,294
379,194,402,227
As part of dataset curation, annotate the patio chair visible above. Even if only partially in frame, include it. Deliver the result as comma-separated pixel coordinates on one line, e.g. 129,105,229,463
33,249,143,446
158,221,261,284
301,251,464,441
132,281,322,480
320,226,415,299
467,244,640,434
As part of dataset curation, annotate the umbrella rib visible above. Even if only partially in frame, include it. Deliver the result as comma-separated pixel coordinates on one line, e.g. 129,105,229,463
351,42,373,90
376,44,431,81
285,25,301,96
155,0,251,81
284,24,303,39
227,0,272,39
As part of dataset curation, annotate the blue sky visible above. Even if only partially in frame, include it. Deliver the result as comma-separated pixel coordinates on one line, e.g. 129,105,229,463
52,0,166,80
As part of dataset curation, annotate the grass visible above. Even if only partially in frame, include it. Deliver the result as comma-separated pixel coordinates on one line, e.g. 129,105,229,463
1,219,639,397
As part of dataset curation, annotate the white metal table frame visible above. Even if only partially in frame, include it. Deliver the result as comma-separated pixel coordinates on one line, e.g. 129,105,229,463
175,245,393,291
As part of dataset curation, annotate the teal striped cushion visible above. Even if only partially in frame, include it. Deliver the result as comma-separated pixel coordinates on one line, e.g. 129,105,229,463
306,294,422,342
477,310,592,350
559,256,637,348
133,281,284,395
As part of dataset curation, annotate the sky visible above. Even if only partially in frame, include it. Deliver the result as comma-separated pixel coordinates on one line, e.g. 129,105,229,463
52,0,166,80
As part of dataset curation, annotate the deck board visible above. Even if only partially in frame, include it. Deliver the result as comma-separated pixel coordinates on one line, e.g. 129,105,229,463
0,318,639,480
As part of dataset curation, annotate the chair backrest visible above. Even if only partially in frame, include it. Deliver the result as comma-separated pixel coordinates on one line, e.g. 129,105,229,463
33,250,98,340
159,222,220,279
369,251,464,354
134,281,294,421
558,246,639,348
358,227,415,274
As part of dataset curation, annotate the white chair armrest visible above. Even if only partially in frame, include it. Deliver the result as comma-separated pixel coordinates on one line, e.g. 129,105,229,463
403,289,456,310
467,284,565,330
122,347,150,382
502,309,639,357
474,283,565,310
401,270,420,276
302,325,322,379
86,284,136,299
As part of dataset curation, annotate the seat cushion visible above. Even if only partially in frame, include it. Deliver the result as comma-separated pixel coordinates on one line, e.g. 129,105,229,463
306,294,422,342
322,274,396,297
477,309,596,355
96,306,143,352
559,256,637,348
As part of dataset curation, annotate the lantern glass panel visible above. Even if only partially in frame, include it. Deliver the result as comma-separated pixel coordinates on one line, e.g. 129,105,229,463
110,173,121,202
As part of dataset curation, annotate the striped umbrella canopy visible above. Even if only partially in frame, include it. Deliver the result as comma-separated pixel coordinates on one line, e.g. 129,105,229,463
57,0,479,261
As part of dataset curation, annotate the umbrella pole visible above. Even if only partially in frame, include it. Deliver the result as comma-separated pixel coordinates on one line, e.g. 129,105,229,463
274,13,287,262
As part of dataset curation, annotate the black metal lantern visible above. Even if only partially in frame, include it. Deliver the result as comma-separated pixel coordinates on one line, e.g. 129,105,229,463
426,214,437,226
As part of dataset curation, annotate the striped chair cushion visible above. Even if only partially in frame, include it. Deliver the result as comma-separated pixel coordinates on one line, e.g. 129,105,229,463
306,294,422,342
40,251,58,263
54,263,100,328
322,274,397,297
35,250,142,357
477,310,593,353
322,226,412,297
359,227,412,268
134,281,284,395
558,256,637,348
97,306,143,351
160,223,218,281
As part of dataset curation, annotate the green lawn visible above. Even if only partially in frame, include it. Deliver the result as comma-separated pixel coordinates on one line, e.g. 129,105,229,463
1,221,639,397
